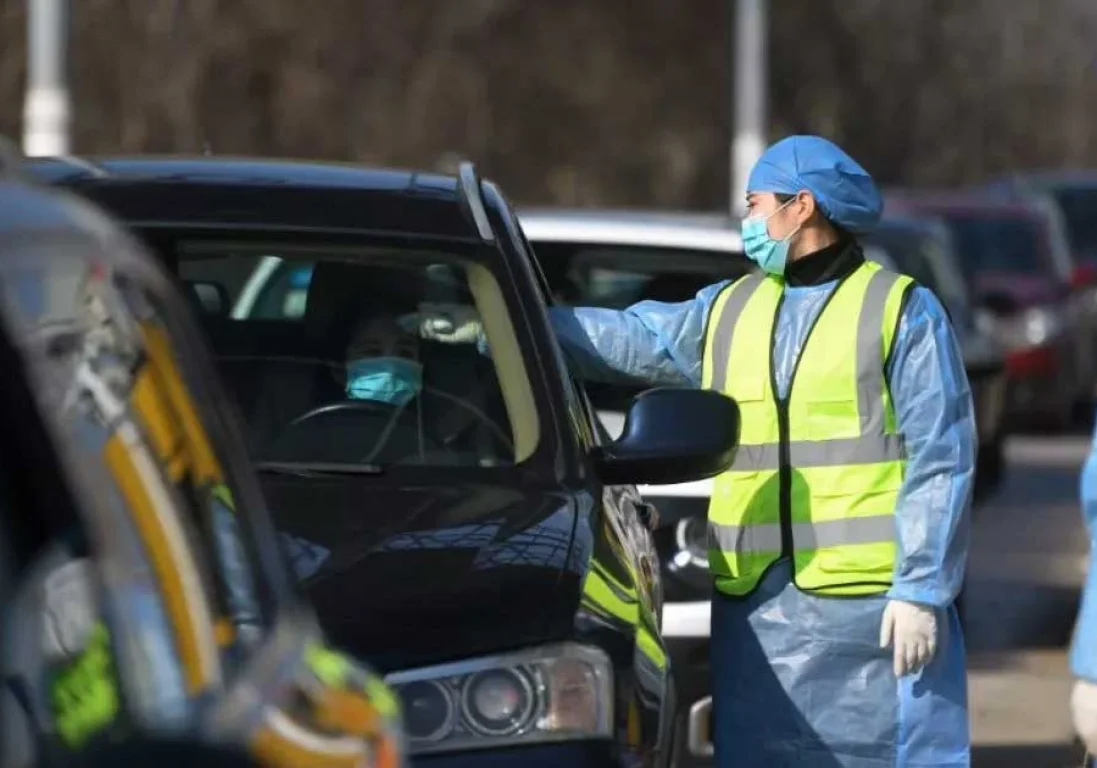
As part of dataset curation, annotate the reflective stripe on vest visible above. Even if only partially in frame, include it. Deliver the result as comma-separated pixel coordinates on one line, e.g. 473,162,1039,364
702,262,912,597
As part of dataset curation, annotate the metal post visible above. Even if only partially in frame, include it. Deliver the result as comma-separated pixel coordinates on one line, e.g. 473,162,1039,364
23,0,71,156
731,0,767,217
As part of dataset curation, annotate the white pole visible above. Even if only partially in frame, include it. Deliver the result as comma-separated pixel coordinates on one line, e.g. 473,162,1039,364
23,0,71,156
731,0,767,217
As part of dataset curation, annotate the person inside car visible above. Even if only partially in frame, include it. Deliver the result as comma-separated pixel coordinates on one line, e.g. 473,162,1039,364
340,298,511,466
344,310,423,408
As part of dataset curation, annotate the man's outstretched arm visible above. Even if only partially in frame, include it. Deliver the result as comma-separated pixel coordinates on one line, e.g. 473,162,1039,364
546,281,729,388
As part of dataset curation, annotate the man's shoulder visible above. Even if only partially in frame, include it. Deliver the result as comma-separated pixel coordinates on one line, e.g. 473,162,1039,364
897,285,951,325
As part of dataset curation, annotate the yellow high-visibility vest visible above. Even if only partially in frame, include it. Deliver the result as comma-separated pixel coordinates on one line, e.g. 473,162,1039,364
702,261,913,597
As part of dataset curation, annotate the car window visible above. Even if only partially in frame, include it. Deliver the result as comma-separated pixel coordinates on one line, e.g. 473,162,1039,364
171,242,539,469
1052,186,1097,256
944,214,1052,276
248,261,314,319
530,243,751,308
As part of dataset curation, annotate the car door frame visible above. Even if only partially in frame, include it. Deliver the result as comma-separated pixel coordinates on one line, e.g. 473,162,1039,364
483,188,676,764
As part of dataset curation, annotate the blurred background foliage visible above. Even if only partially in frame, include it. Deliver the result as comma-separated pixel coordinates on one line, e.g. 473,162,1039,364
1,0,1096,208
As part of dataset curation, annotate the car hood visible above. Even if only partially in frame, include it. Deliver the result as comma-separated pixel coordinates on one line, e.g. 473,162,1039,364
972,271,1062,306
261,476,583,672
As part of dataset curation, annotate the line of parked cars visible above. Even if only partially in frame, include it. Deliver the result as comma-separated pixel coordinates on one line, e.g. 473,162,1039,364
8,151,1097,768
887,189,1097,431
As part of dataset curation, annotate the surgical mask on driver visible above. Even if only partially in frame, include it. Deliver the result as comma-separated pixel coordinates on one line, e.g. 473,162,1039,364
741,199,800,276
345,356,423,406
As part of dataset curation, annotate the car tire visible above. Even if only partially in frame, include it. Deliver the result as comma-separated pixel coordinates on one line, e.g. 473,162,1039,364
974,432,1004,502
1073,398,1097,434
1048,395,1077,432
670,712,687,768
954,580,967,630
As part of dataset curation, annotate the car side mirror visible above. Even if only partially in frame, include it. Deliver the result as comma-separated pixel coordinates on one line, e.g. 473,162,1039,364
1071,263,1097,290
591,388,740,486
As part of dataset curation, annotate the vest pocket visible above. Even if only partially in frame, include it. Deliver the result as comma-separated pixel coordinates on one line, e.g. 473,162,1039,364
804,397,859,441
795,465,901,593
709,469,780,591
730,377,773,447
800,461,904,502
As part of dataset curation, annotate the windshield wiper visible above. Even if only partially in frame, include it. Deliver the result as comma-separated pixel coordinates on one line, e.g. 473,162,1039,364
255,461,386,478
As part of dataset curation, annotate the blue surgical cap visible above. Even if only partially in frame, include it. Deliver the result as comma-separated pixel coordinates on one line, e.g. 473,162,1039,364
746,135,883,233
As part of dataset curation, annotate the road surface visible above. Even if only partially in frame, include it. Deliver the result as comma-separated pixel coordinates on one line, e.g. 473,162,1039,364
969,434,1092,767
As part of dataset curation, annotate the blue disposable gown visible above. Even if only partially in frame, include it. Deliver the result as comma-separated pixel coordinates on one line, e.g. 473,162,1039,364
550,277,974,767
1073,425,1097,685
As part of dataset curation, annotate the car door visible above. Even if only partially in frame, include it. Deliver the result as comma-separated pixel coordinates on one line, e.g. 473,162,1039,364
498,207,664,627
573,373,663,623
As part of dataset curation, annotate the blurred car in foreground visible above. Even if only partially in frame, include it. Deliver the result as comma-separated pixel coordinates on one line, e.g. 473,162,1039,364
0,174,403,768
889,191,1090,430
30,155,749,767
863,215,1008,496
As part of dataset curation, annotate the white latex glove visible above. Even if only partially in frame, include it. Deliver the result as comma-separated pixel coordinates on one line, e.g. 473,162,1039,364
879,599,938,677
1071,679,1097,754
406,302,483,344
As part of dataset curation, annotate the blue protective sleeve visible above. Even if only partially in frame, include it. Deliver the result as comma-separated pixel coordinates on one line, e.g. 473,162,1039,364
1071,424,1097,682
884,286,975,609
546,281,728,387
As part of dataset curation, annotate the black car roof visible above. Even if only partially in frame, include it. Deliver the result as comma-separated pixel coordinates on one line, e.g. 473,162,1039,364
22,156,483,241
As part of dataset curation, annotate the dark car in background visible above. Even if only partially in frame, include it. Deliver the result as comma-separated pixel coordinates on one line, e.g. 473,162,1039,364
983,172,1097,407
27,156,749,768
863,215,1008,495
983,171,1097,274
888,192,1090,430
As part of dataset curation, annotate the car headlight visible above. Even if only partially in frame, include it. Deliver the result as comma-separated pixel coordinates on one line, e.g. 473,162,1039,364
385,643,613,755
1019,307,1061,346
984,306,1063,350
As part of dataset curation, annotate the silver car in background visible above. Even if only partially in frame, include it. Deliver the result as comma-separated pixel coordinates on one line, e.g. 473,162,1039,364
863,215,1009,499
521,209,748,766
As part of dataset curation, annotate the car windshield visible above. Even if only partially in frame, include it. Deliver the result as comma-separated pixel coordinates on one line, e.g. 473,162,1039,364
168,241,536,469
1052,186,1097,256
531,242,752,308
942,214,1050,277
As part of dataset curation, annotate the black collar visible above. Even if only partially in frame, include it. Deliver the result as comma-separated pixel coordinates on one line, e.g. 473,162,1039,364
784,237,865,287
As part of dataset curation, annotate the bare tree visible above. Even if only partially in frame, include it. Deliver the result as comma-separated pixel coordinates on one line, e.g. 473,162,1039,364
1,0,1095,207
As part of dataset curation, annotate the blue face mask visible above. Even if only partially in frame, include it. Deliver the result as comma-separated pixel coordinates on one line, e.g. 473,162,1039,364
741,200,800,276
345,356,423,406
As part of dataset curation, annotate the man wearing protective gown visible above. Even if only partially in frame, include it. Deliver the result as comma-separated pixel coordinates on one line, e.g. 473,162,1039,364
546,136,974,766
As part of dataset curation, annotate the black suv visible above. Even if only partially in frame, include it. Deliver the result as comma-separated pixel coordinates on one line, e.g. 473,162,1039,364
28,156,741,767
